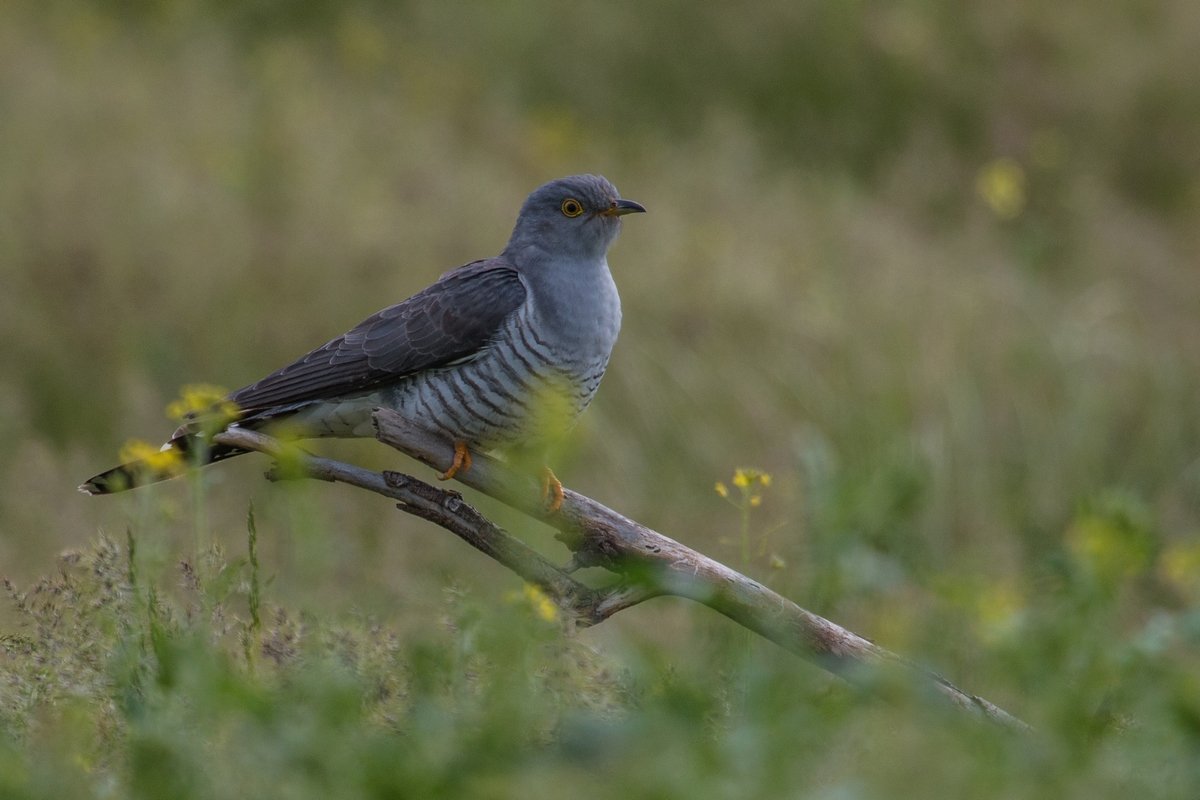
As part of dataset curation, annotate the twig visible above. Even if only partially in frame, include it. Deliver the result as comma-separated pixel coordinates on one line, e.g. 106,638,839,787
214,414,1029,731
213,428,601,618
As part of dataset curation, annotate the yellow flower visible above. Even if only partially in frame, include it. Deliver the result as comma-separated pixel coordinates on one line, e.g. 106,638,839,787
525,584,559,622
976,158,1026,219
714,481,729,498
749,495,762,508
730,467,772,492
118,438,185,477
505,583,559,623
731,467,773,489
166,384,239,424
1066,512,1151,582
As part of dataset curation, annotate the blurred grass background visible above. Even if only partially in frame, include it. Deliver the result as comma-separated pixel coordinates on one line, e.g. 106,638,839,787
3,0,1200,796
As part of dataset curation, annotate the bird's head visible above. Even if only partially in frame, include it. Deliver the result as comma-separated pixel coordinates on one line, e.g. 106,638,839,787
506,174,645,262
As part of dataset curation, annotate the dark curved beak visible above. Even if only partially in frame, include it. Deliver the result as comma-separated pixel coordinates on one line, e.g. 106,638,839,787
600,198,647,217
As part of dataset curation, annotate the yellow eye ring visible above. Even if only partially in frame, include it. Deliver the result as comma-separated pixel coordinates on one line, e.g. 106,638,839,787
561,198,584,218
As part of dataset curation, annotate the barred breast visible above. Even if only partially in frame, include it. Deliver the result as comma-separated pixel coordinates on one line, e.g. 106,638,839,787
387,297,613,451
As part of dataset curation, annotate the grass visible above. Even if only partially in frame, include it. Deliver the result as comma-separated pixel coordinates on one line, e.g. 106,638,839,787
5,526,1200,798
2,1,1200,796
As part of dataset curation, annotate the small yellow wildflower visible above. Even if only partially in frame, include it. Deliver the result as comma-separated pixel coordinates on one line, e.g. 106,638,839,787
731,467,772,489
1066,512,1151,582
118,439,185,477
166,384,239,426
526,584,559,622
718,468,773,508
976,157,1026,220
504,583,559,623
718,467,775,567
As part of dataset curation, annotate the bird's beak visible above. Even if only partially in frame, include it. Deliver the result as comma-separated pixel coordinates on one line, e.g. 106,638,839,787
600,198,647,217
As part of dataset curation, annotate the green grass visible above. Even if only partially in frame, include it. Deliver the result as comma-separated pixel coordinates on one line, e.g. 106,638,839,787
2,1,1200,796
5,526,1200,798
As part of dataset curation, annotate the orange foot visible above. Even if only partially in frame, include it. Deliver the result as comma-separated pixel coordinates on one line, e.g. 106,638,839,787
438,441,473,481
540,466,564,514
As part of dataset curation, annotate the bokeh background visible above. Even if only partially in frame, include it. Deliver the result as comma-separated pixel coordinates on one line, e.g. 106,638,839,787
3,1,1200,797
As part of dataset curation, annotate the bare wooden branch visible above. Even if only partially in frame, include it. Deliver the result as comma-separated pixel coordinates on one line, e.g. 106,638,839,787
214,428,603,618
215,415,1029,731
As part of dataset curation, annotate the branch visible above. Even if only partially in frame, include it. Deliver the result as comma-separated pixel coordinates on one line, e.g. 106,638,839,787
214,414,1029,732
213,427,602,617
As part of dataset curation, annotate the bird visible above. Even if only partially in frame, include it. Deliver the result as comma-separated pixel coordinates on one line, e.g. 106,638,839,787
79,174,645,511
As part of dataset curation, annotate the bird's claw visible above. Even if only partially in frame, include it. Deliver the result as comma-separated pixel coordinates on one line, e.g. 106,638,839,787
541,466,564,514
439,441,472,481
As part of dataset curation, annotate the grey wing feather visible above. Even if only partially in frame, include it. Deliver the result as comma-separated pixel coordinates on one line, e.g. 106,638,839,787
229,259,526,413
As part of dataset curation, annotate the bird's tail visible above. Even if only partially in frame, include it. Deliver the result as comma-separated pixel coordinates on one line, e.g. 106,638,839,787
78,436,246,495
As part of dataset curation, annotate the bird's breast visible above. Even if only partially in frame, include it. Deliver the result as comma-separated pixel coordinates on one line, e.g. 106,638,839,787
384,270,618,450
525,258,621,365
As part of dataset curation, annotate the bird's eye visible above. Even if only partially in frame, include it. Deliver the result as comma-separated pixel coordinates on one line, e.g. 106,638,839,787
560,198,584,218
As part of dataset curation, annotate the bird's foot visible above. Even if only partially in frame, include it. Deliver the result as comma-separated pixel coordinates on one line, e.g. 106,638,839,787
439,441,473,481
540,466,564,514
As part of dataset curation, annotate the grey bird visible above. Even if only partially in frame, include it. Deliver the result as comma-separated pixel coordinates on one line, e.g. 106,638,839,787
80,174,645,508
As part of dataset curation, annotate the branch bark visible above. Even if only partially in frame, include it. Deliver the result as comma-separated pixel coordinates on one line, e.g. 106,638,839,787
214,411,1029,731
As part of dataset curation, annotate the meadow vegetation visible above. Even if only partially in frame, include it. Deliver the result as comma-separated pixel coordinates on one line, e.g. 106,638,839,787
2,1,1200,796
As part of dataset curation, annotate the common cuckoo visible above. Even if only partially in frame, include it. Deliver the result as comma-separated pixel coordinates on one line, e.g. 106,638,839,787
80,174,645,509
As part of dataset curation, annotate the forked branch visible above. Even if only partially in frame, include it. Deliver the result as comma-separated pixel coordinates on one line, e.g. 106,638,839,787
214,410,1028,731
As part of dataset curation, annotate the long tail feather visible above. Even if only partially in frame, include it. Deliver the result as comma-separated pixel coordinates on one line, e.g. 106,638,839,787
78,437,245,495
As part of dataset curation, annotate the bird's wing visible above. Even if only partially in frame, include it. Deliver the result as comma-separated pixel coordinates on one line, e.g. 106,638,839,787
229,259,527,414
